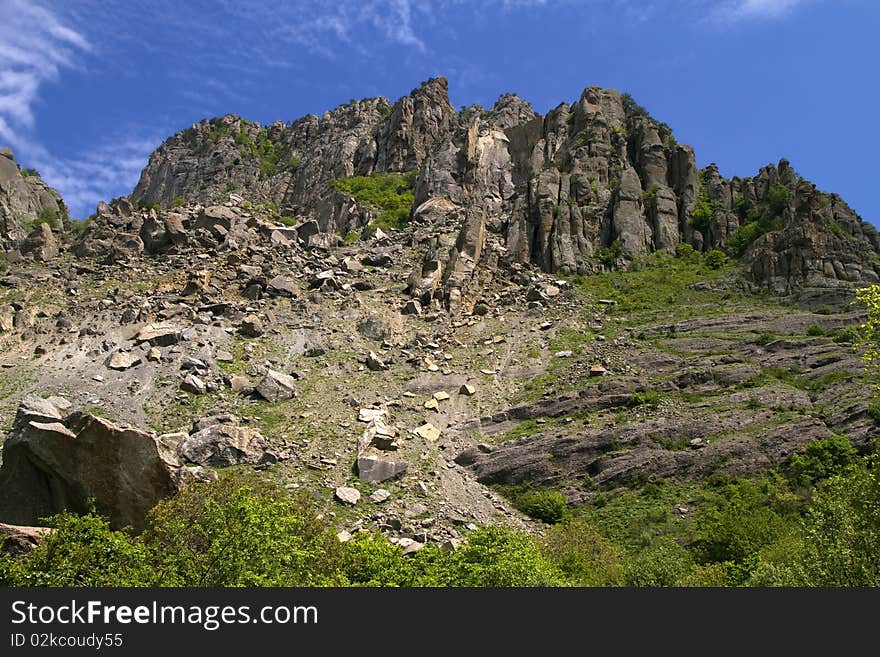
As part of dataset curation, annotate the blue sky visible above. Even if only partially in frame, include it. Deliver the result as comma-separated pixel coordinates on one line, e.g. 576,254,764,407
1,0,876,222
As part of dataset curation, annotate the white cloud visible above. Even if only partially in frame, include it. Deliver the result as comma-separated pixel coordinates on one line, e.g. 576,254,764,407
712,0,810,22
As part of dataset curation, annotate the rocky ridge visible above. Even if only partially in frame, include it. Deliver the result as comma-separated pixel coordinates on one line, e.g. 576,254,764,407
0,77,877,550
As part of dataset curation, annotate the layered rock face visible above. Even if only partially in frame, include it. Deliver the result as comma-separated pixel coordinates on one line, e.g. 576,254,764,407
0,398,278,530
0,148,66,248
129,77,880,301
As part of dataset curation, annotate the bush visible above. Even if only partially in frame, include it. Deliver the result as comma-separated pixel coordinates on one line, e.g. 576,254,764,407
429,526,563,586
675,242,698,262
598,239,623,268
542,519,624,585
172,196,186,208
703,249,727,269
689,194,714,232
726,221,763,256
766,184,789,216
516,490,568,524
806,324,827,337
142,474,343,586
797,458,880,586
332,171,417,230
0,512,150,587
626,390,662,408
20,167,39,177
786,434,857,488
344,231,360,243
341,533,413,587
624,537,694,586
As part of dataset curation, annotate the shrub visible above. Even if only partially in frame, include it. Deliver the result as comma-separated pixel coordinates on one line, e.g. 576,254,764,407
703,249,727,269
726,221,763,256
332,170,418,230
675,242,698,261
806,324,827,337
142,474,343,586
542,519,624,585
341,533,413,587
797,458,880,586
624,537,694,586
277,215,297,226
626,390,662,408
598,239,623,268
20,167,39,177
689,194,714,232
429,526,563,586
766,184,789,216
786,434,857,488
172,196,186,208
344,231,360,243
0,511,150,587
512,489,568,524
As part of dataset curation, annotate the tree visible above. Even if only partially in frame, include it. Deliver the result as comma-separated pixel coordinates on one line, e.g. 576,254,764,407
0,512,150,587
142,474,343,586
856,284,880,378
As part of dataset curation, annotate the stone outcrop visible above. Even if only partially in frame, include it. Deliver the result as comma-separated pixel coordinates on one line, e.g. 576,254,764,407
0,399,279,531
0,397,184,531
0,148,67,248
126,78,880,296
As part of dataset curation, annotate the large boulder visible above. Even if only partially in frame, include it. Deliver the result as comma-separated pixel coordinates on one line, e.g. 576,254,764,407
0,398,185,531
178,418,276,467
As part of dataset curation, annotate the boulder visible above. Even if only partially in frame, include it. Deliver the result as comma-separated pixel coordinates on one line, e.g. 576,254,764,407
179,420,275,467
240,314,264,337
107,351,142,371
255,369,298,402
357,453,408,483
334,486,361,505
0,398,187,530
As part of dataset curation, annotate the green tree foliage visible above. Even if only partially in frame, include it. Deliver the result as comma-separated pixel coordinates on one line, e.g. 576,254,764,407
0,512,150,586
796,458,880,586
690,478,798,585
856,284,880,376
143,475,342,586
703,249,727,270
332,171,418,230
786,434,857,488
542,519,624,585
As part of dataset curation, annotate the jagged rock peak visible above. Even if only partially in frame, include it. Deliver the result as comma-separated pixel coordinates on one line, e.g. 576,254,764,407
0,148,67,249
126,77,878,295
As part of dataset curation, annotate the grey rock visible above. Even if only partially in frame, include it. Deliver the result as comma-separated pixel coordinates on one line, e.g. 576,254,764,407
255,369,297,402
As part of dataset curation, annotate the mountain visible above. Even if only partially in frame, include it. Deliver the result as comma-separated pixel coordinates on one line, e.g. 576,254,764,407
130,77,879,304
0,148,67,254
0,78,877,586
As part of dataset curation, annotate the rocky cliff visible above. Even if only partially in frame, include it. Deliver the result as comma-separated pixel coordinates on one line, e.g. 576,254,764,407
0,148,67,250
129,77,879,302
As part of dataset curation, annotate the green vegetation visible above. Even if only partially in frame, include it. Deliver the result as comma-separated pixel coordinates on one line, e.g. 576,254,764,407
172,196,186,208
597,239,623,268
626,390,662,407
505,488,568,524
703,249,727,269
332,170,418,230
4,455,880,587
726,184,788,256
856,284,880,378
20,167,39,177
570,251,750,332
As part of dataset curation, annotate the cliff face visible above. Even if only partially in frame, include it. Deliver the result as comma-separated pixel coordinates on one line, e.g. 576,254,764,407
129,77,879,298
0,148,66,248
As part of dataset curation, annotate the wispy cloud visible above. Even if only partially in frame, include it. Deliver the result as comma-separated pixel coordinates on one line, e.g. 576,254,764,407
711,0,811,22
